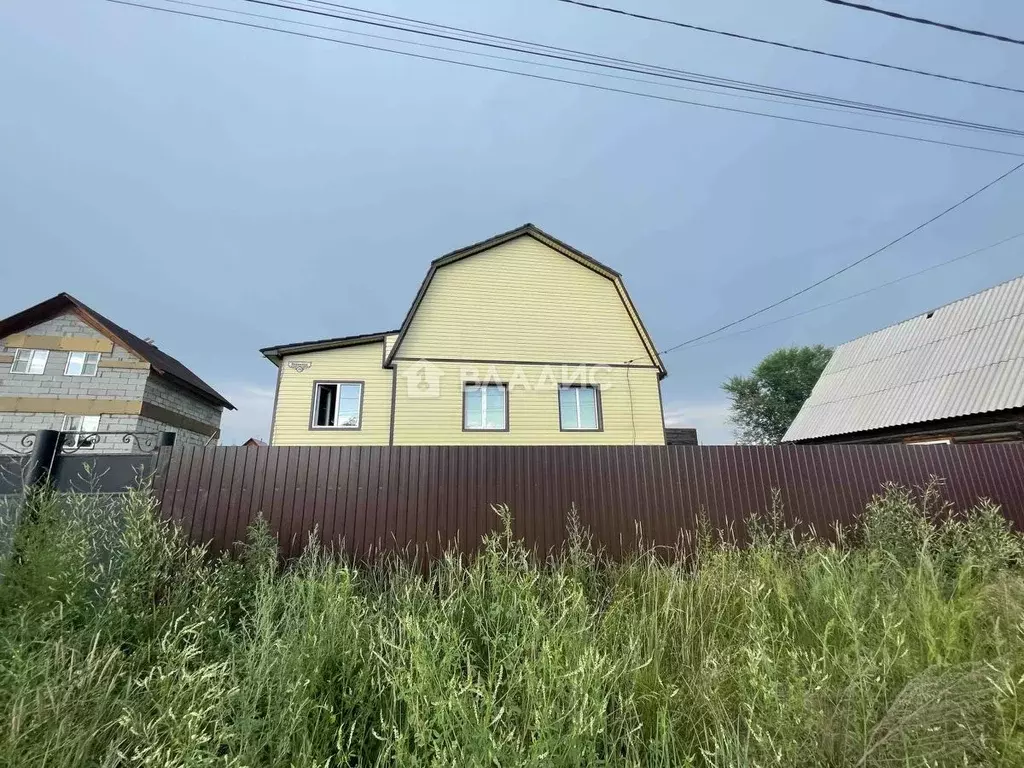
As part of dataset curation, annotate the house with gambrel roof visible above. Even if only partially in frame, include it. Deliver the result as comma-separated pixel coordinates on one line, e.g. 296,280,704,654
261,224,668,445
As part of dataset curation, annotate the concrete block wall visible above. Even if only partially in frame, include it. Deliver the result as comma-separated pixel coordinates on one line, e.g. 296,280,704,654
142,376,222,430
0,313,149,400
136,416,210,448
1,310,223,452
3,313,140,357
0,413,142,455
0,412,65,434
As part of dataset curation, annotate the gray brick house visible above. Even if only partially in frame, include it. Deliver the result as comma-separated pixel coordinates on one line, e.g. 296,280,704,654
0,293,234,452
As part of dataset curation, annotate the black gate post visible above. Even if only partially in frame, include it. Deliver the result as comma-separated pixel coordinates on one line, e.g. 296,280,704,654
25,429,62,489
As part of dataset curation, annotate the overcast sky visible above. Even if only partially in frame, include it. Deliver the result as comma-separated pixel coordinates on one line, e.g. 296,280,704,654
2,0,1023,443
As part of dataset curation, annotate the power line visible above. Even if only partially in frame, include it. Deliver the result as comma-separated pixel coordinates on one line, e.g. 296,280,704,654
823,0,1024,47
555,0,1024,93
157,0,981,128
307,0,1011,109
258,0,1024,140
675,231,1024,351
651,160,1024,358
106,0,1024,157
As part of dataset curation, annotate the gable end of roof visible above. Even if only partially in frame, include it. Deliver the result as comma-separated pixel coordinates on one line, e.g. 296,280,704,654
0,293,234,410
384,224,665,376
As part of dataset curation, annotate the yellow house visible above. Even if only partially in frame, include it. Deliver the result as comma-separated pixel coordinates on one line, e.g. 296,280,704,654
261,224,668,445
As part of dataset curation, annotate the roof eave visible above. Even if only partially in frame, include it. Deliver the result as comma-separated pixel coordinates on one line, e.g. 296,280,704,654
68,301,236,410
260,330,399,364
153,369,237,410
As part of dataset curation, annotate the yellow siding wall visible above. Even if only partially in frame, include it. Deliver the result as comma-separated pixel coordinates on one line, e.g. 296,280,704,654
391,361,664,445
395,236,655,365
383,333,398,361
271,342,393,446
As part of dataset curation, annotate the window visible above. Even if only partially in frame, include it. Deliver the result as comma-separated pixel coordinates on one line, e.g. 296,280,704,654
11,349,48,374
463,383,507,431
312,382,363,429
65,351,100,376
559,385,601,431
61,415,100,448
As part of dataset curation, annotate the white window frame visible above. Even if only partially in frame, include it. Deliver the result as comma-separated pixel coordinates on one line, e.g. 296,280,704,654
64,351,101,376
10,348,49,375
558,385,602,431
463,383,508,431
61,415,100,448
311,381,364,430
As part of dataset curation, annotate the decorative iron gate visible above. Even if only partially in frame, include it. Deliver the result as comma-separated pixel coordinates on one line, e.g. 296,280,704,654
0,429,175,495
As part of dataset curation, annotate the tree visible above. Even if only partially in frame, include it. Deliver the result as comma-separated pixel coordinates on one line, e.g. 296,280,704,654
722,345,832,444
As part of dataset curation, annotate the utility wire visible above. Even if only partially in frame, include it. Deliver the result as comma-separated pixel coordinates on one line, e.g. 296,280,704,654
675,231,1024,351
254,0,1021,135
650,161,1024,358
153,0,969,126
309,0,1011,107
256,0,1024,140
823,0,1024,47
555,0,1024,93
106,0,1024,157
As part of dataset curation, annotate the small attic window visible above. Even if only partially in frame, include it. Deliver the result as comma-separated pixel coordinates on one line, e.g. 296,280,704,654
926,311,935,319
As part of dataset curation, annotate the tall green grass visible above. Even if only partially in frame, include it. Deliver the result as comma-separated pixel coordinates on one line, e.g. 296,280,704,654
1,485,1023,767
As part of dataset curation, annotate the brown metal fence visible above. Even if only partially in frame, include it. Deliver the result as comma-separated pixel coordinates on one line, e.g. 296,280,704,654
153,443,1024,559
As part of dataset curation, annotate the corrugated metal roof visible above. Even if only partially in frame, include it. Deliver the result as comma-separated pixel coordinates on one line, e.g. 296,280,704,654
783,274,1024,441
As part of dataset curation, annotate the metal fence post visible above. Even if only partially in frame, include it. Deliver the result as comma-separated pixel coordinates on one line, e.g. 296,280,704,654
25,429,61,489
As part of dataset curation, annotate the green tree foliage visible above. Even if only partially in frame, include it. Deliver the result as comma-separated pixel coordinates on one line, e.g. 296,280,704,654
722,344,833,444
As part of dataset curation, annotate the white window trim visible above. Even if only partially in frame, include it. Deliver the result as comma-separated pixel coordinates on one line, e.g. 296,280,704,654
10,348,49,375
64,351,101,377
311,381,364,430
61,415,100,448
559,385,602,431
463,383,508,431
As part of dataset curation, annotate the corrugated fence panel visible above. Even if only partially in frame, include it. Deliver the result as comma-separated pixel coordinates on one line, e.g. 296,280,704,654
151,444,1024,559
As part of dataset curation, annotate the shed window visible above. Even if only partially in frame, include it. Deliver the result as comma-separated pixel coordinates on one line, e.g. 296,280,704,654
464,383,507,430
65,351,100,376
11,349,49,374
559,385,601,430
312,382,363,429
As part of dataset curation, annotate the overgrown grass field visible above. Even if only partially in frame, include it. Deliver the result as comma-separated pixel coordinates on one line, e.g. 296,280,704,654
1,486,1023,766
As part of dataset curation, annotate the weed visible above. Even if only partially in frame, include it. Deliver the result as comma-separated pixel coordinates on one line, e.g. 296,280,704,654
0,486,1021,766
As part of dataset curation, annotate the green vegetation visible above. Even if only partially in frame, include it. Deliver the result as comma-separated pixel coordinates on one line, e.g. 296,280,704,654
723,344,833,444
1,486,1023,767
